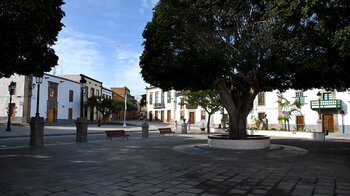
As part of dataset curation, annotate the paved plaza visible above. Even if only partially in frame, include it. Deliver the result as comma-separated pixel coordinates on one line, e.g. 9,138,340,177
0,122,350,196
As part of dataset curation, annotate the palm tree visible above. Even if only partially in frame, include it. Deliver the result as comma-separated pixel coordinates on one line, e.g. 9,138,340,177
277,95,302,131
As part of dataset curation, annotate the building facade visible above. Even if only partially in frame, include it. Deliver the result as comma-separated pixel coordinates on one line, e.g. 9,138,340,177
146,87,350,134
31,74,81,123
146,87,223,126
0,74,81,124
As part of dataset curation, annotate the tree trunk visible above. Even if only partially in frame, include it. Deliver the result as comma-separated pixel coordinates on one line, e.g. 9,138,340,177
207,113,212,133
215,78,258,138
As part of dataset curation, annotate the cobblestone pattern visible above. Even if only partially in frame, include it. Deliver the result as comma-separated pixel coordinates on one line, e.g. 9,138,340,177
0,136,349,196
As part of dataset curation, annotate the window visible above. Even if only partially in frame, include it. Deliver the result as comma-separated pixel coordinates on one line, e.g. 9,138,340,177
49,87,55,98
68,108,73,119
180,110,185,120
69,90,73,102
161,92,164,104
180,98,185,109
96,89,99,96
258,112,265,121
295,91,305,105
201,110,206,120
155,91,159,103
11,82,16,95
91,88,95,97
323,93,332,100
258,92,265,106
167,92,171,103
10,103,16,117
149,92,153,105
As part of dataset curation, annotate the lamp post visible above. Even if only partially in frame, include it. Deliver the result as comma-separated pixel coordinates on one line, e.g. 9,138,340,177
123,93,127,127
35,77,43,117
30,76,44,147
97,97,103,127
76,77,88,143
80,77,86,117
317,91,322,132
6,82,16,132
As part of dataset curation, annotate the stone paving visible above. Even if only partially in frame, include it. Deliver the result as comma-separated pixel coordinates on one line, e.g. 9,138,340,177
0,132,349,196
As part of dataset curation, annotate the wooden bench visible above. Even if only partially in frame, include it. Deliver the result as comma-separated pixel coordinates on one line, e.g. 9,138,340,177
158,128,175,136
105,130,129,141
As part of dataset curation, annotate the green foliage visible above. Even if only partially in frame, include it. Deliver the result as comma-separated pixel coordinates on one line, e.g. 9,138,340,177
85,96,125,122
0,0,65,77
181,90,223,133
140,94,147,107
250,115,262,129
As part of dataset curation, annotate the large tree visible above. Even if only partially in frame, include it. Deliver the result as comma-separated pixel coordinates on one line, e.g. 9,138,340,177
0,0,65,78
140,0,350,138
181,90,223,133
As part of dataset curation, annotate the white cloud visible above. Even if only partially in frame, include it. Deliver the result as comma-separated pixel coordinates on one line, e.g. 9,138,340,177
52,28,104,78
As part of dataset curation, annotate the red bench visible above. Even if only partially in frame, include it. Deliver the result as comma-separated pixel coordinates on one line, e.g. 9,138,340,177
105,130,129,141
158,128,175,136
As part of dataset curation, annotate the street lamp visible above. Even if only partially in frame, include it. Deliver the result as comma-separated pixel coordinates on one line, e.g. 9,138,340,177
35,76,43,117
123,93,127,127
317,91,322,132
29,75,44,147
76,77,88,143
80,77,87,117
97,97,103,127
6,81,16,131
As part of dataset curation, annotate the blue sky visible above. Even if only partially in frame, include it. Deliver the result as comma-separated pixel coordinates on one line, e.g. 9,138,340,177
52,0,158,97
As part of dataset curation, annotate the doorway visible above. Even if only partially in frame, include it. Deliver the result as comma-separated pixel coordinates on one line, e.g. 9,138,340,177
323,114,334,132
48,108,55,123
167,110,171,122
149,111,152,121
296,116,305,131
155,111,158,121
189,112,195,124
161,111,164,122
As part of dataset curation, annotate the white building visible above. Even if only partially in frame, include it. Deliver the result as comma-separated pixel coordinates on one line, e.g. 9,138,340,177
248,89,349,134
0,74,31,124
102,87,113,99
0,74,81,124
30,74,81,123
146,87,224,127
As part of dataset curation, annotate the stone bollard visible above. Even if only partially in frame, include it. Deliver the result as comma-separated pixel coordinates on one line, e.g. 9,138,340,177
75,117,88,143
181,122,187,134
29,116,45,147
142,122,149,138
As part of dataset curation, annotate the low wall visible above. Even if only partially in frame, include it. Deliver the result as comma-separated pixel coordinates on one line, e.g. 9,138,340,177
247,130,325,140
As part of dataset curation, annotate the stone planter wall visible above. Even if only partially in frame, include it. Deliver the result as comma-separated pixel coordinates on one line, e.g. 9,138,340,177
247,130,325,141
208,135,270,150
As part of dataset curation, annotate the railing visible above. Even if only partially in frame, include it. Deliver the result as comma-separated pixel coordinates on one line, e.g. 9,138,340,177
310,99,342,110
154,103,165,109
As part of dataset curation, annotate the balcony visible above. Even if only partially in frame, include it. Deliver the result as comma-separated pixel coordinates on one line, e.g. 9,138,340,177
310,99,342,110
154,103,165,109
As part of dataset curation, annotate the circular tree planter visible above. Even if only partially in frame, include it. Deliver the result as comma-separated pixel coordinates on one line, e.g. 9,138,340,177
208,134,270,150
